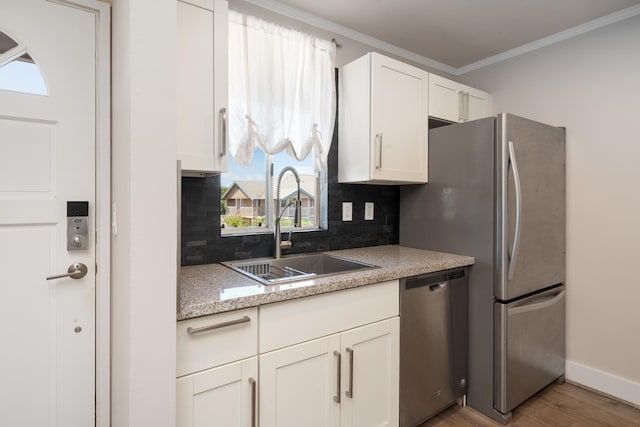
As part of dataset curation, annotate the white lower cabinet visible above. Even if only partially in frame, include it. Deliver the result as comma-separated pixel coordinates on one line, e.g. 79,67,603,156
260,335,341,427
176,357,258,427
176,282,400,427
259,318,400,427
340,318,399,427
176,307,258,427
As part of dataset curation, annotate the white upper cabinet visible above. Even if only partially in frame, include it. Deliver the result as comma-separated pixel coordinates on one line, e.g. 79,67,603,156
339,52,429,184
466,86,492,121
177,0,228,176
428,73,491,123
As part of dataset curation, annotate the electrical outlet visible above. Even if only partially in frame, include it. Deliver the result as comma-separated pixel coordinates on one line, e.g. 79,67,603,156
365,202,374,220
342,202,353,221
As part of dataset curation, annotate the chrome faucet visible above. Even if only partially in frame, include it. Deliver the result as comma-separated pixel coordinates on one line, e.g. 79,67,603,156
274,166,302,259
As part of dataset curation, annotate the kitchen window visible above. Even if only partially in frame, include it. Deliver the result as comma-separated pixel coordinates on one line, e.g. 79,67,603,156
221,150,321,235
221,11,335,235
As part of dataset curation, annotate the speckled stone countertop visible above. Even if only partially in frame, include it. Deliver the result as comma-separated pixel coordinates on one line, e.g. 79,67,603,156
178,245,474,320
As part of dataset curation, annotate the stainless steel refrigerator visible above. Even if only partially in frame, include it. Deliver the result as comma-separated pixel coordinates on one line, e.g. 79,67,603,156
399,113,566,423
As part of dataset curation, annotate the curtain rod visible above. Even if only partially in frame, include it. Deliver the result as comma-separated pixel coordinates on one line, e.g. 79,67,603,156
331,38,343,48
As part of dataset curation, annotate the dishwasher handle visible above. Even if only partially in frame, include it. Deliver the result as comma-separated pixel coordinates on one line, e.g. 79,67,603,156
403,269,466,291
429,282,447,292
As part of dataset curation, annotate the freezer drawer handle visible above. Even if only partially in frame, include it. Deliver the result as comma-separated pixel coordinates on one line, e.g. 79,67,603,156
509,289,566,315
507,140,522,281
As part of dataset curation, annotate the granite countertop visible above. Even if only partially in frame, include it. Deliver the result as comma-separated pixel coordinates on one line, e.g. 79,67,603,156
178,245,474,320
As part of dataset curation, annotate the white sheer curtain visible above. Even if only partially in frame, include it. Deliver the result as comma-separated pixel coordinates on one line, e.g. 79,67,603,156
228,10,336,171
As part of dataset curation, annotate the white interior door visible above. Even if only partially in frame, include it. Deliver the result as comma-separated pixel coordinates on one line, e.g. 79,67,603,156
0,1,97,425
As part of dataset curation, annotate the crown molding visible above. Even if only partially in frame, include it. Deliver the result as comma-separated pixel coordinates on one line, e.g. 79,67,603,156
456,3,640,75
241,0,640,77
242,0,458,75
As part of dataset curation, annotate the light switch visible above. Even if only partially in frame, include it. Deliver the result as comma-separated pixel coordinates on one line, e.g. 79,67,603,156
365,202,374,220
342,202,353,221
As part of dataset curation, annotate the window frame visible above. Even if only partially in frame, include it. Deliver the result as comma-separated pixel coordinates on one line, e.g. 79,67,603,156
220,151,325,237
0,31,48,95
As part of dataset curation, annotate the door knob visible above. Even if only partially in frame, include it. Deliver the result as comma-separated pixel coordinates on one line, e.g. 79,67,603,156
46,263,88,280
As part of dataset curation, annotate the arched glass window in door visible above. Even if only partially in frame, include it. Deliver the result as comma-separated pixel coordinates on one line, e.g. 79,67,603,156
0,31,47,95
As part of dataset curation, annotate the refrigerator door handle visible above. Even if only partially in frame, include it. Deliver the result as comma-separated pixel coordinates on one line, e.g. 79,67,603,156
507,140,522,281
508,289,566,315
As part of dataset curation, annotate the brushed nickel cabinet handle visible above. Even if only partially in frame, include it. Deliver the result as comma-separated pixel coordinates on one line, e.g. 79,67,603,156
186,315,250,335
219,107,227,157
345,347,354,398
249,377,257,427
333,351,341,403
464,91,470,121
375,133,383,169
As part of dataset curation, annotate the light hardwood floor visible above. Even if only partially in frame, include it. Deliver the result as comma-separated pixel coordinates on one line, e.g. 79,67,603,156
421,382,640,426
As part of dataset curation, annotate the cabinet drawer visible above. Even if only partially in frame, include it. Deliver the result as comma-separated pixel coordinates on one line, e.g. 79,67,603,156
260,281,399,353
177,307,258,377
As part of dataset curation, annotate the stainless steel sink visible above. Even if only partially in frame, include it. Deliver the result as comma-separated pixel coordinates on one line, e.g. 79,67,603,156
223,253,378,285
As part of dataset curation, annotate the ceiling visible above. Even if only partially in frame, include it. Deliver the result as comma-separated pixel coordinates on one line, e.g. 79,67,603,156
247,0,640,74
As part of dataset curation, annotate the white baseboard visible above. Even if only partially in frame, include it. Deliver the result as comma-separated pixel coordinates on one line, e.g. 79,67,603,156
566,360,640,407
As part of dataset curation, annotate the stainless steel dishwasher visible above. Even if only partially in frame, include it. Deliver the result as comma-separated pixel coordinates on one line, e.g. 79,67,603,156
400,268,469,427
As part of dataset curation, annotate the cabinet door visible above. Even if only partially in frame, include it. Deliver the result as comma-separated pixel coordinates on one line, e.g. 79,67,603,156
177,0,228,175
466,86,491,121
260,335,341,427
429,74,492,123
176,357,258,427
429,73,463,123
340,318,400,427
371,53,428,183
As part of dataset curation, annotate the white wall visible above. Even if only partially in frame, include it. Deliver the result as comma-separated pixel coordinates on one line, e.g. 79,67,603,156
111,0,177,425
461,14,640,404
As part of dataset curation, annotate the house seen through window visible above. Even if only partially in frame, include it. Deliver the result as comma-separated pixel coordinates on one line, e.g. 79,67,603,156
221,150,319,234
221,11,335,235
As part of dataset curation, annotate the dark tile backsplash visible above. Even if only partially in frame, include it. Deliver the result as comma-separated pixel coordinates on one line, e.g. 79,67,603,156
181,127,400,266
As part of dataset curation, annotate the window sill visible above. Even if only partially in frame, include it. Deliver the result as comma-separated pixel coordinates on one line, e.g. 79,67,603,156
221,225,323,237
